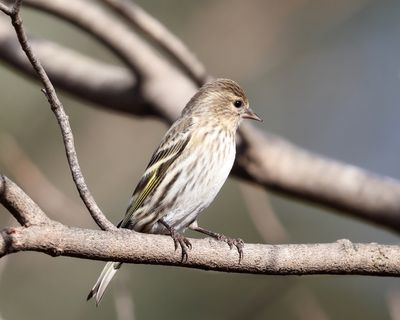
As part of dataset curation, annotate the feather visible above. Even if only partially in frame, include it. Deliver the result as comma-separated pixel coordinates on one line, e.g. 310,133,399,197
118,131,191,228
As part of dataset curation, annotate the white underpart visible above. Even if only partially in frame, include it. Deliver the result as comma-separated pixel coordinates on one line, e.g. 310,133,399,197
149,127,235,233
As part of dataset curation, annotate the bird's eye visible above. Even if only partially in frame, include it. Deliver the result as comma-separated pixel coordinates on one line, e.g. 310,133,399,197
233,100,243,108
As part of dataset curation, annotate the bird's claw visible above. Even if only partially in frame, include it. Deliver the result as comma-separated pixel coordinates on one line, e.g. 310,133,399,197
170,229,192,262
216,234,244,263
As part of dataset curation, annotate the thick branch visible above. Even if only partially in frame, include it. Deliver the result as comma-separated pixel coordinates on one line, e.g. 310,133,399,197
0,20,148,115
24,0,198,120
25,0,176,81
235,126,400,232
1,172,398,275
1,224,399,276
100,0,207,85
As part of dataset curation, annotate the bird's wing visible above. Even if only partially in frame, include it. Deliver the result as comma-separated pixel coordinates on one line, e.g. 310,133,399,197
118,129,191,228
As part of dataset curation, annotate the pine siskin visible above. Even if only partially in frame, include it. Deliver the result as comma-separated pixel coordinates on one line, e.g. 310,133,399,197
87,78,262,305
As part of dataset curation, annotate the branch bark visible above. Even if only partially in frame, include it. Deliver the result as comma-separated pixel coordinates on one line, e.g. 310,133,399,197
1,223,399,276
1,175,400,276
0,175,50,226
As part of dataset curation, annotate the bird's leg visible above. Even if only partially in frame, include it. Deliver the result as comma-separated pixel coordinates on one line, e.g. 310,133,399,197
160,219,192,262
189,222,244,263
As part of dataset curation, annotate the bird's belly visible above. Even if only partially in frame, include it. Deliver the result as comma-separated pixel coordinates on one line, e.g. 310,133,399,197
151,142,235,233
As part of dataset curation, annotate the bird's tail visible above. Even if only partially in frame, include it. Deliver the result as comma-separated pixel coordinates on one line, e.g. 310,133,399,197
87,261,122,305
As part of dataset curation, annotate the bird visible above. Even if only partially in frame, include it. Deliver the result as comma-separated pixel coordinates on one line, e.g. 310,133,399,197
87,78,262,305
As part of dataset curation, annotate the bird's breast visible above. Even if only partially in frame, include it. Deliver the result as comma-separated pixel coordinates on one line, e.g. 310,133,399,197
150,128,236,233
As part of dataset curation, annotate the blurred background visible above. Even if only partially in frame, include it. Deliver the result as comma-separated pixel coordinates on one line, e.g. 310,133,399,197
1,0,400,319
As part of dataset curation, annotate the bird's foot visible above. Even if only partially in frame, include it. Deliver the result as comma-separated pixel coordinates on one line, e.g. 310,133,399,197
189,224,244,263
160,219,192,262
169,228,192,263
214,234,244,263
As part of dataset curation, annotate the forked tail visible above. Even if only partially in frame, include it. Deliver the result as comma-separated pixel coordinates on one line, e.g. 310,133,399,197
87,261,122,305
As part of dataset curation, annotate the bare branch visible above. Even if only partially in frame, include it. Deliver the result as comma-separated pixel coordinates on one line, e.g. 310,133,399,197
1,2,115,231
25,0,174,81
235,126,400,233
1,174,398,277
0,3,12,15
0,21,146,115
0,175,50,226
24,0,198,120
1,223,399,276
100,0,208,85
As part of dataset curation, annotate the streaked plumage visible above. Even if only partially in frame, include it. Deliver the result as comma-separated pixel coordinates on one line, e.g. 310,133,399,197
87,78,261,305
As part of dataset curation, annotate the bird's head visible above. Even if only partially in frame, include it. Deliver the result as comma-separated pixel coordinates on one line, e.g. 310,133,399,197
184,78,262,131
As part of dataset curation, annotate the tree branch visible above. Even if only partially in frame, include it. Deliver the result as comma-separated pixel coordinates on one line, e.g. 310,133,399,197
0,20,146,115
24,0,198,120
2,173,399,276
0,2,12,15
0,175,50,226
100,0,208,86
1,223,399,276
25,0,180,83
1,0,115,231
235,126,400,232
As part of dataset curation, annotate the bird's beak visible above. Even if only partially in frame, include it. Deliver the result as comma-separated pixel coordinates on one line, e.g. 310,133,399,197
243,108,263,122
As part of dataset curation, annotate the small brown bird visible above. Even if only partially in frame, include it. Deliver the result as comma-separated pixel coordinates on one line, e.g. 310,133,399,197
87,78,262,305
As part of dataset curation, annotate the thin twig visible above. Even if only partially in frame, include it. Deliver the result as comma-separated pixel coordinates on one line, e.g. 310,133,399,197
100,0,208,86
1,1,115,231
